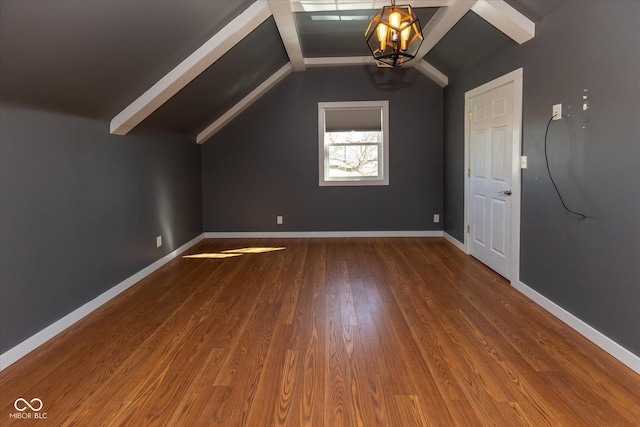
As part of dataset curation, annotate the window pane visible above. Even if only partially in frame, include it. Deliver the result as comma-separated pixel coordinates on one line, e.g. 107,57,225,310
318,100,388,186
328,144,379,178
325,131,381,144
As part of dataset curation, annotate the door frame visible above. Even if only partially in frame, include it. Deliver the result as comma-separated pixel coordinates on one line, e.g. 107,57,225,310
464,68,523,285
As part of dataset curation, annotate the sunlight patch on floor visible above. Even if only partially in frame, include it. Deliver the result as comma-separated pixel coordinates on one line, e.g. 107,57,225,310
221,247,286,254
182,253,243,259
183,247,287,259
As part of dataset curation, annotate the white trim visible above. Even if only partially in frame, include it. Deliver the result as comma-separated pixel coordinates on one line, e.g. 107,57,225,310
197,63,293,144
110,2,272,135
304,57,449,88
318,100,389,187
8,229,635,377
444,235,640,375
305,56,377,68
471,0,535,44
291,0,451,13
444,232,465,252
204,231,444,239
0,234,205,371
464,68,523,285
513,281,640,375
268,0,305,71
414,60,449,87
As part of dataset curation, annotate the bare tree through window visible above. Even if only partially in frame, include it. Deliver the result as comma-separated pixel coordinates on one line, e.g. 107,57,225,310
326,131,381,178
318,100,389,186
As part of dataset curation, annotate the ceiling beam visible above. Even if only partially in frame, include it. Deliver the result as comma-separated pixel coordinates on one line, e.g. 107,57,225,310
268,0,306,71
305,56,376,67
305,56,448,87
197,63,294,144
110,1,272,135
414,60,448,87
471,0,534,44
408,0,476,65
290,0,450,13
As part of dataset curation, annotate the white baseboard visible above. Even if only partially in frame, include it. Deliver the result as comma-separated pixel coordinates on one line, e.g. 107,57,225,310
513,280,640,375
204,230,444,239
7,231,635,377
0,233,205,371
444,232,466,252
443,234,639,375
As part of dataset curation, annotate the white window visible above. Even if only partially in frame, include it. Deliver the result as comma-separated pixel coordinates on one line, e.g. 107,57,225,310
318,101,389,186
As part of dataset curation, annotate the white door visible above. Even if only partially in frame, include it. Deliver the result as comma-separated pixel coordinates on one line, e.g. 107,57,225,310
468,82,515,279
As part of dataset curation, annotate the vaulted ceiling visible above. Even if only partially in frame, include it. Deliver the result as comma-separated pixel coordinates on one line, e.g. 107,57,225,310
0,0,568,143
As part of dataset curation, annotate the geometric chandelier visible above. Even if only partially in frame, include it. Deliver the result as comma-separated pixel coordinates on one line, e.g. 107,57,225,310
364,0,424,67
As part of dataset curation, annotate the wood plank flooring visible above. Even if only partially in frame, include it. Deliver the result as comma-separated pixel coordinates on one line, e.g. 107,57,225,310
1,238,639,426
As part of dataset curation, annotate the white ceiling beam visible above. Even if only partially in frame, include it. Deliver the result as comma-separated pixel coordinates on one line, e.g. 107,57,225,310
268,0,306,71
290,0,451,13
197,63,294,144
471,0,534,44
110,1,272,135
305,56,448,87
305,56,377,67
408,0,476,65
414,60,448,87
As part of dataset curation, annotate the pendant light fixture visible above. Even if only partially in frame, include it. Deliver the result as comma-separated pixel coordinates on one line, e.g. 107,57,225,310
364,0,424,67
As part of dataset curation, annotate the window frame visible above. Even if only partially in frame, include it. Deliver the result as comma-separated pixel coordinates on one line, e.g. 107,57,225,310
318,100,389,187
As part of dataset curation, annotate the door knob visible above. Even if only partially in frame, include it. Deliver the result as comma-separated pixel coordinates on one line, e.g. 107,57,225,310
499,189,512,196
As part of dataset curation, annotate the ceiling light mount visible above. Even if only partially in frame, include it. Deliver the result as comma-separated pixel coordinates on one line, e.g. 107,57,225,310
364,0,424,67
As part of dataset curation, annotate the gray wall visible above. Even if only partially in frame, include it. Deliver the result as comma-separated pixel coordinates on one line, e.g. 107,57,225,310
202,66,443,232
443,1,640,354
0,105,203,353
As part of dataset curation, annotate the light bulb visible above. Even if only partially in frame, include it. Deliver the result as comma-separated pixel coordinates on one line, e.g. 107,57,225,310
400,22,410,51
389,11,401,30
377,23,388,50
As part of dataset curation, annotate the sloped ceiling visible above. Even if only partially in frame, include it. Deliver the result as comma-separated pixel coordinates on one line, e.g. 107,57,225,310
0,0,255,120
0,0,568,143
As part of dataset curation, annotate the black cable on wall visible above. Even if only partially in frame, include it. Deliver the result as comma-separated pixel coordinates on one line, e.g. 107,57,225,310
544,116,587,219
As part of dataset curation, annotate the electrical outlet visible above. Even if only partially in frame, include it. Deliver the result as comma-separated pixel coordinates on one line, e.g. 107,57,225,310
156,236,162,247
434,214,440,223
552,103,562,120
521,156,528,169
276,215,283,225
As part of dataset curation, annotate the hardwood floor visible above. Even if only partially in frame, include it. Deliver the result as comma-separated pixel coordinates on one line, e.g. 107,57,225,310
1,238,639,426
